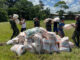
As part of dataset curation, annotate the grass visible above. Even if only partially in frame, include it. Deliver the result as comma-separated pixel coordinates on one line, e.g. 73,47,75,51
0,20,80,60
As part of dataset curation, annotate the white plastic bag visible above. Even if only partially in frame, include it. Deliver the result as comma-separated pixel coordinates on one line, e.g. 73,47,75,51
32,34,42,53
60,37,69,47
25,43,35,53
10,44,26,56
42,38,51,53
6,37,19,45
59,37,71,52
25,27,41,38
44,32,59,52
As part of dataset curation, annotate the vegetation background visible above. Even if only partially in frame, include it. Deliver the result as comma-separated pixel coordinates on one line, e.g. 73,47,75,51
0,0,51,22
0,0,78,22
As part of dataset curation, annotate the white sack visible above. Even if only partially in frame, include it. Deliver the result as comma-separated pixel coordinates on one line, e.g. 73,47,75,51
63,24,73,30
25,27,48,38
13,14,19,19
13,14,19,24
24,39,35,53
6,37,19,45
25,27,40,38
32,43,41,53
32,34,42,53
59,37,71,52
47,32,57,41
25,43,35,53
53,17,60,22
69,41,74,48
60,47,70,52
10,44,26,56
6,40,14,45
44,18,52,23
42,38,51,53
51,44,59,52
60,37,69,47
46,32,59,52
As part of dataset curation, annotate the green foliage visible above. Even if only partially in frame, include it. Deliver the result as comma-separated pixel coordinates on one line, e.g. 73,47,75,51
6,0,19,7
57,10,65,19
14,0,33,8
0,8,8,22
54,1,69,9
66,11,75,20
54,1,66,7
68,11,74,15
8,7,18,15
13,0,33,19
39,0,44,9
0,0,8,10
0,0,51,22
8,0,50,20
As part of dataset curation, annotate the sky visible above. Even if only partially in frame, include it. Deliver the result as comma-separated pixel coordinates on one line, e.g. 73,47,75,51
28,0,80,14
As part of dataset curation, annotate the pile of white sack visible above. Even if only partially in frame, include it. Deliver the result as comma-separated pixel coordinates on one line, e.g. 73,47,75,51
6,27,74,56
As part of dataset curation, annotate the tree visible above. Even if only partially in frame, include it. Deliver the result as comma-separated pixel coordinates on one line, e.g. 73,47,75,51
0,0,8,22
68,11,74,15
56,10,65,18
6,0,19,7
67,11,75,20
0,0,50,22
0,0,8,10
43,8,50,18
13,0,33,19
8,7,18,15
54,1,69,10
54,1,69,18
39,0,44,10
0,8,8,22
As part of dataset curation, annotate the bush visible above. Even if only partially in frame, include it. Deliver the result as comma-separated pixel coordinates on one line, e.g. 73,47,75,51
0,9,8,22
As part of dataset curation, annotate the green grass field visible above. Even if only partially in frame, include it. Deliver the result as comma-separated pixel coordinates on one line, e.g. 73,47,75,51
0,20,80,60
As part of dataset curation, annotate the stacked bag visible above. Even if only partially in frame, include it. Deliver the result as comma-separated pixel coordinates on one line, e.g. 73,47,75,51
6,27,74,56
